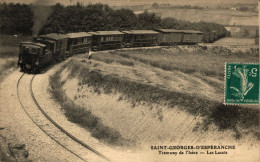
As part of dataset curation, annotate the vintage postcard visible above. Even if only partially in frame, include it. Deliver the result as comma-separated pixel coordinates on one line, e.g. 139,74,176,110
0,0,259,162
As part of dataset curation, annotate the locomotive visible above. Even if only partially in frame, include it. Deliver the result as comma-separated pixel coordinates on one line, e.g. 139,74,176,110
18,29,203,73
18,33,69,73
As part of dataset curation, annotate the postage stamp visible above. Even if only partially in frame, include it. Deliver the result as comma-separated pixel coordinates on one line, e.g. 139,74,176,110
225,63,260,104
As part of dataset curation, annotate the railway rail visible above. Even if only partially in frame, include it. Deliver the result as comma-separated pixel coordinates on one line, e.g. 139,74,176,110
17,73,109,162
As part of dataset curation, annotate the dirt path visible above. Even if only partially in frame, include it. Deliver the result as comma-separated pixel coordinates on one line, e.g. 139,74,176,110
0,69,84,161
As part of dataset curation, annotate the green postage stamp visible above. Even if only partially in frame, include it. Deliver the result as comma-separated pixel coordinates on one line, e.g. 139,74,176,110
225,63,260,104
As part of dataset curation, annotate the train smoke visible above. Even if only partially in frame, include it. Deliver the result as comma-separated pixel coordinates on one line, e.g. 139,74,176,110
31,0,52,36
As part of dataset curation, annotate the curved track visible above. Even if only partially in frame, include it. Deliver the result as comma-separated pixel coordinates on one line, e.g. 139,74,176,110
17,73,109,162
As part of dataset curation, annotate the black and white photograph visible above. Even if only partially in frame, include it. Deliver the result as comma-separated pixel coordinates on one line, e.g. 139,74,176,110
0,0,259,161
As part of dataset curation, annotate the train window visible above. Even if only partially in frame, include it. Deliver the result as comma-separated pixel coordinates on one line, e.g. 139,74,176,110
77,39,81,44
115,36,121,41
57,41,61,49
46,43,54,52
135,35,143,39
108,36,112,41
23,46,29,53
80,38,83,44
39,48,43,56
30,48,38,54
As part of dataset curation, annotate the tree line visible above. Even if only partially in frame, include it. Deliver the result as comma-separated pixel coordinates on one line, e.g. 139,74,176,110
0,3,230,43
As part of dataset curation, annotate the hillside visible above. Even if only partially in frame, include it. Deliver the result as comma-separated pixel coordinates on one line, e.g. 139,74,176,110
50,46,259,149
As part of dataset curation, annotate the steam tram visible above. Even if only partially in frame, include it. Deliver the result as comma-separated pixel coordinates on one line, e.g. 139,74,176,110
18,29,203,73
18,33,69,72
18,42,50,72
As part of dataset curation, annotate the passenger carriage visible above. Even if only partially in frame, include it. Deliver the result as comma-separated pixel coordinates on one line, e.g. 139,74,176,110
89,31,124,51
156,29,183,45
181,30,203,44
66,32,92,56
122,30,159,47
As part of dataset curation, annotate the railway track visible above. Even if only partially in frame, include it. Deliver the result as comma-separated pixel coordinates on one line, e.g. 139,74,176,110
17,73,109,162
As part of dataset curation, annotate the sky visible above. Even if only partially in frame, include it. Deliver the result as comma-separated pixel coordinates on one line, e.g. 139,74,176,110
0,0,258,6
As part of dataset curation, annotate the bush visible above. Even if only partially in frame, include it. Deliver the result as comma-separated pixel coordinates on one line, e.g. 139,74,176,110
1,3,229,42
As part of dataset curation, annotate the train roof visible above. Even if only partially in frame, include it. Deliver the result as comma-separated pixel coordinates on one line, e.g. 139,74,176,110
20,41,46,47
122,30,159,34
156,29,184,33
89,31,124,35
181,30,203,34
39,33,69,40
156,29,203,34
66,32,92,38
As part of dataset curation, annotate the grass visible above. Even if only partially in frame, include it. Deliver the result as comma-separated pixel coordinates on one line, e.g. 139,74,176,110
0,34,31,58
65,59,259,140
0,46,19,58
91,51,134,66
0,59,17,70
0,59,18,83
111,47,258,79
213,37,256,46
0,34,25,82
0,34,32,47
149,8,258,26
49,67,130,146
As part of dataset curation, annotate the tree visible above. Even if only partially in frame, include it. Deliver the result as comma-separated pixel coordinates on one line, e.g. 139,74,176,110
137,10,161,29
151,3,159,9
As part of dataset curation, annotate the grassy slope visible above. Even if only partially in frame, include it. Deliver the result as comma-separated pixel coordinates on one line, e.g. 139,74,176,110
54,45,259,143
78,61,259,138
49,69,132,146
